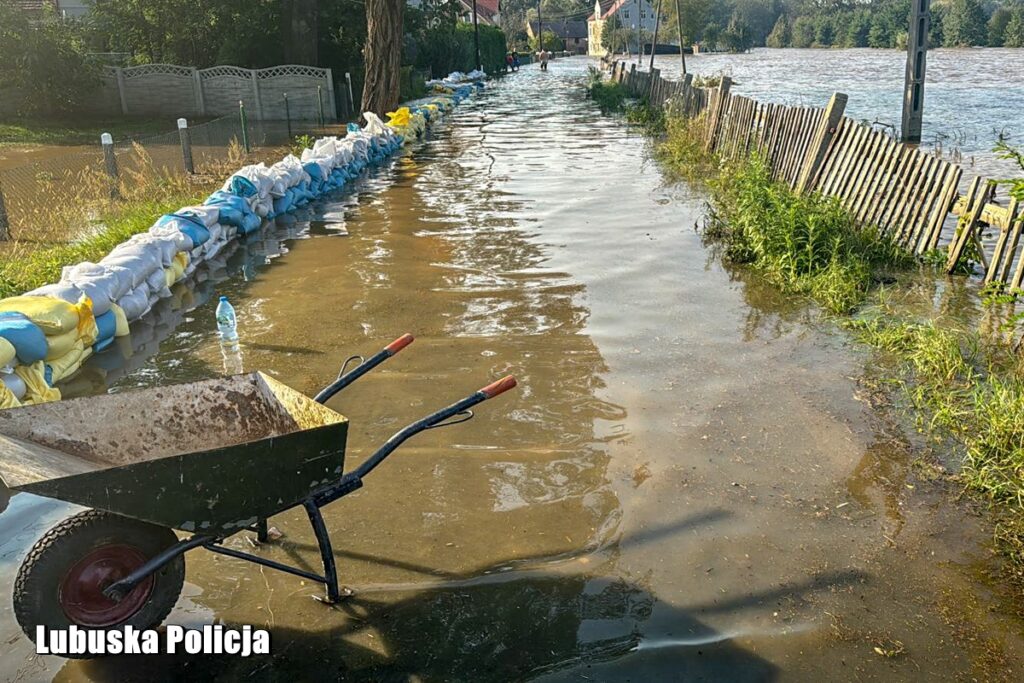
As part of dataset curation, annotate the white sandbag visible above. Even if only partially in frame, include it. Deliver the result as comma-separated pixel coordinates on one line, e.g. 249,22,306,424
146,267,171,299
207,223,225,244
116,286,151,321
363,112,389,137
2,370,27,400
149,222,195,252
100,246,162,289
59,262,133,313
120,233,179,268
204,237,229,261
225,164,274,199
26,282,86,306
174,205,219,229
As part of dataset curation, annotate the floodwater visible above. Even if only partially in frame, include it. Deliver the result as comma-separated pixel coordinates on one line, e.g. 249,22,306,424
648,47,1024,179
2,56,1024,681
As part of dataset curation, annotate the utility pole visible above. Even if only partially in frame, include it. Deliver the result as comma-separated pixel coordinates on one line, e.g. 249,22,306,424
902,0,930,143
675,0,686,74
635,24,640,64
471,0,481,70
538,1,543,53
649,0,663,70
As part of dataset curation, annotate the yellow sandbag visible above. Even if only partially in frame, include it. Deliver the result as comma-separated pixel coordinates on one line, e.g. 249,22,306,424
110,303,130,337
174,251,189,272
45,327,79,361
76,296,98,347
386,107,411,126
164,267,176,288
15,361,60,404
0,337,15,368
0,296,80,335
0,381,21,409
47,340,88,384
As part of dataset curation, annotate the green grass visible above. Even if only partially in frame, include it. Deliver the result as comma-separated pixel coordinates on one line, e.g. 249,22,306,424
0,192,203,299
0,118,188,147
585,70,627,113
845,316,1024,582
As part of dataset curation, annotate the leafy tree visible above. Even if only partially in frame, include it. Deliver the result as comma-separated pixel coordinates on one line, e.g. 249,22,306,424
723,11,754,51
941,0,988,47
791,15,816,47
814,15,835,46
0,2,98,116
844,9,872,47
1005,6,1024,46
766,15,790,46
989,6,1013,45
529,30,566,51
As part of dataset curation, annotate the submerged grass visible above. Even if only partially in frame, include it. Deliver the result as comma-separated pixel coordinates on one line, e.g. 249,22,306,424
586,67,627,113
845,316,1024,583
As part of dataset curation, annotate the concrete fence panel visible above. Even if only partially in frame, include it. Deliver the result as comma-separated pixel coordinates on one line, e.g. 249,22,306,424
199,66,260,118
118,64,202,117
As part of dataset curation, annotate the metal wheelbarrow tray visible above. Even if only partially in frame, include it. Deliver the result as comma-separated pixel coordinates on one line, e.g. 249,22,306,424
0,334,517,656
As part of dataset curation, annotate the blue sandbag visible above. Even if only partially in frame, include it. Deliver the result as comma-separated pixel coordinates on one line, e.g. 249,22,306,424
93,336,115,353
227,175,258,198
273,195,292,216
204,191,254,228
0,312,48,364
156,214,210,247
240,213,262,235
94,309,117,343
302,162,324,182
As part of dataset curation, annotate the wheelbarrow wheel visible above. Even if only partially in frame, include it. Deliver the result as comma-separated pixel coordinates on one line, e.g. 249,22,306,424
13,509,184,656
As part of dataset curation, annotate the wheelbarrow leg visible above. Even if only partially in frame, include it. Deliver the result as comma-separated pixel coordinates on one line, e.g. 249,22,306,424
256,518,269,543
303,500,348,603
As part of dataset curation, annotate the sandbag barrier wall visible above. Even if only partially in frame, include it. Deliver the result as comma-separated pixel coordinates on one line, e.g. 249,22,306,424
0,79,484,408
610,60,1020,281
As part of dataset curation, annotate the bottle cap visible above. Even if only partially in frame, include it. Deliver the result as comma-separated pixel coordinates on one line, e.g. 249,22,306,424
219,296,228,301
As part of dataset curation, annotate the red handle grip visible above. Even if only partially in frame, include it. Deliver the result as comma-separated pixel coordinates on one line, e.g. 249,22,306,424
385,333,414,354
479,375,517,399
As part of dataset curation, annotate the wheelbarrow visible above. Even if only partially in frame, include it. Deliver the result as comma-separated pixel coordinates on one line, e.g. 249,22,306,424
0,334,516,653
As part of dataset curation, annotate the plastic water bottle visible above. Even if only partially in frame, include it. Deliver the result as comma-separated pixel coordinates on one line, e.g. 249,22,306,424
215,296,238,342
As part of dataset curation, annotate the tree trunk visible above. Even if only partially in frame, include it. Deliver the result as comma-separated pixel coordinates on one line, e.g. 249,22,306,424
361,0,404,116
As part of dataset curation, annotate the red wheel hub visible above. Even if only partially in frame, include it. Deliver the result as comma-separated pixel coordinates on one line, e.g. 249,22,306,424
59,544,154,627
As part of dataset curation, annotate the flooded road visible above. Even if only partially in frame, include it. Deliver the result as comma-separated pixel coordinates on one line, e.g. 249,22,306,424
2,57,1023,681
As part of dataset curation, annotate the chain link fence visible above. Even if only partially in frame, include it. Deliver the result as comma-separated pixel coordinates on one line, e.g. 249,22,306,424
0,89,356,245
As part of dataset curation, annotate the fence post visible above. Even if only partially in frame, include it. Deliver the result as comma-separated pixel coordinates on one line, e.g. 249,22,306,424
345,72,355,114
239,101,251,153
795,92,848,195
0,179,9,241
649,68,660,104
250,70,263,121
177,118,195,174
317,86,325,129
284,93,292,140
101,133,120,200
325,68,338,121
191,67,205,117
114,67,129,115
704,76,732,153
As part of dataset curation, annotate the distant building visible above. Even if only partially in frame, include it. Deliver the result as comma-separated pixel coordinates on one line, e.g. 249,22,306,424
456,0,500,26
13,0,88,19
587,0,660,56
526,20,589,54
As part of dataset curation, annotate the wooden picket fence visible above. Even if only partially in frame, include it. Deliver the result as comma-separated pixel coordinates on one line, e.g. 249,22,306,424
610,61,1023,283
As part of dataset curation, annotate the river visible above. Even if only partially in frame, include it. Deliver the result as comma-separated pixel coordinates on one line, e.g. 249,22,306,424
1,56,1022,681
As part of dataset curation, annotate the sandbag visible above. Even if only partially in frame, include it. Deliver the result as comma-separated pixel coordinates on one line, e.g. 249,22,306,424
175,205,220,228
0,312,48,364
149,222,194,252
94,309,117,343
101,246,162,289
26,282,85,306
15,361,60,403
146,268,171,299
46,340,89,384
0,381,20,409
0,296,81,335
1,369,26,401
109,303,130,337
59,262,133,314
45,327,79,361
0,337,15,369
117,287,151,322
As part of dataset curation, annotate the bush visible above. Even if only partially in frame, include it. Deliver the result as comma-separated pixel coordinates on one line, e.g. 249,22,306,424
0,3,98,117
411,15,508,77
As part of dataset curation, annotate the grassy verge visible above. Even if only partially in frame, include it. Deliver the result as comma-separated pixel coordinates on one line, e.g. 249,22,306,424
652,105,912,314
845,316,1024,584
585,69,627,113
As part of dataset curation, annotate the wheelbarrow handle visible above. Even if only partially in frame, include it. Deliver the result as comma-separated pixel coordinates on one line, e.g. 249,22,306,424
313,333,415,404
312,375,518,507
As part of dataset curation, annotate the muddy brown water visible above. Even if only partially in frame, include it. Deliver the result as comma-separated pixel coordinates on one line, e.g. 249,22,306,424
1,57,1023,681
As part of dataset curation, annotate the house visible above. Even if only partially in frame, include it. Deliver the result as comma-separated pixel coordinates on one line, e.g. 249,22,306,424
526,20,589,54
13,0,88,19
587,0,660,56
456,0,500,26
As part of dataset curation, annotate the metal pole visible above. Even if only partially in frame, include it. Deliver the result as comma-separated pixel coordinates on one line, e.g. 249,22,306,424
471,0,481,71
177,118,194,174
239,100,251,153
902,0,930,143
635,24,641,65
649,0,663,70
0,178,9,241
284,93,292,140
345,72,354,114
675,0,686,74
538,2,543,54
317,85,325,129
101,133,120,200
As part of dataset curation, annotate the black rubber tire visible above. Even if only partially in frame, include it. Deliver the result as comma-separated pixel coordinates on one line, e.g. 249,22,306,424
13,509,184,658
